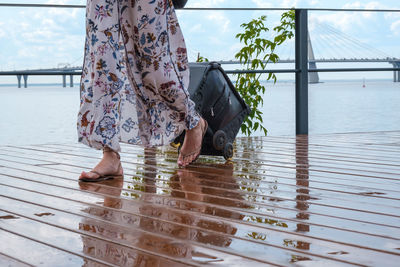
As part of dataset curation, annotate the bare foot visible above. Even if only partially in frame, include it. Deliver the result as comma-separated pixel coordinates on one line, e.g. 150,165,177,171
79,149,123,180
178,118,207,167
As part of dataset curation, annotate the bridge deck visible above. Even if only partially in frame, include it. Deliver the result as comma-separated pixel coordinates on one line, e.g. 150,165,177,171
0,131,400,266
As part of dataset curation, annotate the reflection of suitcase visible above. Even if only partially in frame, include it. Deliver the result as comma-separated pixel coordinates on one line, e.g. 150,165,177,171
172,62,251,160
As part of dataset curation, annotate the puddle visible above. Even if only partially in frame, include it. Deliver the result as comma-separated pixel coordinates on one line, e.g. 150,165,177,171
290,255,312,263
358,192,386,196
34,212,55,217
34,163,61,167
192,251,224,263
328,251,349,255
268,197,285,202
0,215,20,220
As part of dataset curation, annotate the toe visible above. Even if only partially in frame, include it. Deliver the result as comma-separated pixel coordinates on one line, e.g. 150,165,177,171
185,155,193,166
79,171,99,180
177,155,183,166
79,171,87,179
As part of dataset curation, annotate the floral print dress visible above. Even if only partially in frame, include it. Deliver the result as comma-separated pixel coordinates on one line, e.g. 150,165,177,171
77,0,199,152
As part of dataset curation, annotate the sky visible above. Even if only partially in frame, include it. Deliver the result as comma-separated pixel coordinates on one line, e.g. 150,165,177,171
0,0,400,83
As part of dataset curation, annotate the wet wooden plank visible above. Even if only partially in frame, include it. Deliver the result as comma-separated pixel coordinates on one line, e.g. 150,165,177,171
1,131,400,266
0,251,32,267
1,160,400,230
1,150,399,203
1,164,399,241
1,149,400,227
40,143,400,182
2,157,398,222
0,221,111,267
2,182,388,263
2,145,399,192
0,195,317,266
0,171,399,265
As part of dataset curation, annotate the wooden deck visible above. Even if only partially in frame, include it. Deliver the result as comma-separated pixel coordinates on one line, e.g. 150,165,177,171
0,131,400,266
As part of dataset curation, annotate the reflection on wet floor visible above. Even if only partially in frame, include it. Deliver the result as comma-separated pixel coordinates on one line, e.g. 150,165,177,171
78,149,244,265
1,132,400,265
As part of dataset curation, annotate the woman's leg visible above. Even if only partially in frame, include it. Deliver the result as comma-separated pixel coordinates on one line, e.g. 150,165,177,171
79,0,206,175
118,0,205,165
78,0,126,179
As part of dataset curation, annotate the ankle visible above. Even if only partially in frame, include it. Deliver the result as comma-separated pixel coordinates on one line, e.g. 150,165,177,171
187,118,204,134
103,147,120,161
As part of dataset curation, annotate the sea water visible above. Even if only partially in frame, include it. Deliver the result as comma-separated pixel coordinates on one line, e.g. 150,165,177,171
0,80,399,146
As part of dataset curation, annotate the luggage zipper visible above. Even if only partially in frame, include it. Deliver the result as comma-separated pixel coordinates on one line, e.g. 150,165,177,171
210,85,230,117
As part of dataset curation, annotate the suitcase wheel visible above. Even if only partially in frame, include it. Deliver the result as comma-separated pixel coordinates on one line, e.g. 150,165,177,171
213,130,227,151
223,143,234,161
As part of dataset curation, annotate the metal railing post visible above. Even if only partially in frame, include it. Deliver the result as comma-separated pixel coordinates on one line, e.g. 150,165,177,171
295,9,309,135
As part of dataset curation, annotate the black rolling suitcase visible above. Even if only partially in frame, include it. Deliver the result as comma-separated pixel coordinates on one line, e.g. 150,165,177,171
172,62,251,160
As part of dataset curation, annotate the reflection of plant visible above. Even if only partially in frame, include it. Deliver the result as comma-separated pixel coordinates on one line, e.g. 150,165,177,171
290,255,311,263
245,215,288,228
122,191,140,199
235,10,295,136
247,232,267,241
283,239,295,248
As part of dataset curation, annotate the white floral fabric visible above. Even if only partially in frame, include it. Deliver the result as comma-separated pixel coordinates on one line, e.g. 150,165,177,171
77,0,199,151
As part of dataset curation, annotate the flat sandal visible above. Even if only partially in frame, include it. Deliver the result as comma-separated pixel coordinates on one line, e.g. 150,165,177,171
79,147,124,182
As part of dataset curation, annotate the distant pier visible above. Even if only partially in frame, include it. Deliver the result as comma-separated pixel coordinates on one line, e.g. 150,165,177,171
3,67,82,88
390,61,400,82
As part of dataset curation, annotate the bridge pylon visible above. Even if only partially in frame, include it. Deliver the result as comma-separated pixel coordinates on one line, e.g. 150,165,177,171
308,32,319,83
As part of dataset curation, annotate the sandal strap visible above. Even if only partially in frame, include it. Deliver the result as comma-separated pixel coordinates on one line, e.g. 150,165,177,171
89,170,101,176
180,146,201,159
89,162,123,177
103,147,120,159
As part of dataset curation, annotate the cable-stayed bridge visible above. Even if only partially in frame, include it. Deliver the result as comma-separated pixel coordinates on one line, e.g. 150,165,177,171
3,21,400,87
218,21,400,83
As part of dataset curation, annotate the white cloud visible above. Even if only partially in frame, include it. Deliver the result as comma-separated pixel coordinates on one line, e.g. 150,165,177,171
227,42,244,57
206,11,231,33
311,12,359,32
19,22,31,31
188,0,227,8
282,0,300,7
384,12,400,20
189,23,204,33
391,20,400,35
0,22,4,38
251,0,273,8
252,0,300,7
0,1,86,70
343,1,383,19
310,1,386,32
47,6,80,21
